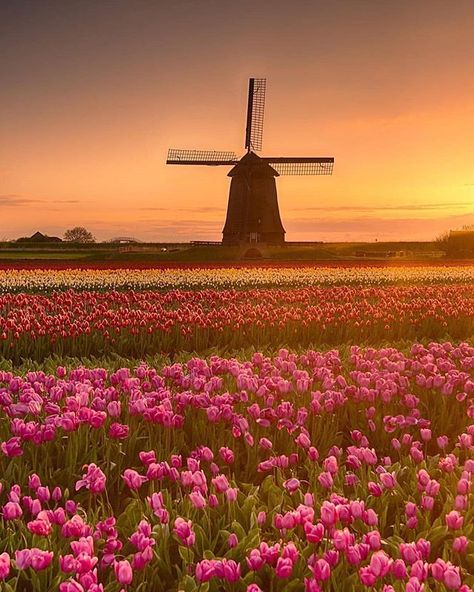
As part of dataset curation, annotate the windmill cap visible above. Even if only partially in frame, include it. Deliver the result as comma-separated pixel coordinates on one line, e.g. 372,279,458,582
228,151,279,177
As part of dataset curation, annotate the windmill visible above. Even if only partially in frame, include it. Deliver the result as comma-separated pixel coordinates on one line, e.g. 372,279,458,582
166,78,334,245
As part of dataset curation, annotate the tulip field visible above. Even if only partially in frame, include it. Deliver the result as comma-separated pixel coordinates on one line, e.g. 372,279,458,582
0,266,473,591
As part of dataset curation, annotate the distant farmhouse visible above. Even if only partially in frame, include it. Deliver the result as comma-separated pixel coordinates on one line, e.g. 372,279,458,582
17,231,63,243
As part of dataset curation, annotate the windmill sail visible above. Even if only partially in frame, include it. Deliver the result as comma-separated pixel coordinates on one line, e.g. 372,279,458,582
263,157,334,175
167,149,238,166
244,78,266,152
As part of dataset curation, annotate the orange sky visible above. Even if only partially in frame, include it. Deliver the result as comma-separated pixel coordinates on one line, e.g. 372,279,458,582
1,0,474,242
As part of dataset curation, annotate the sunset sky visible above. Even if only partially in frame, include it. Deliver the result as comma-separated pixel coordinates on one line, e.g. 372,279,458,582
1,0,474,242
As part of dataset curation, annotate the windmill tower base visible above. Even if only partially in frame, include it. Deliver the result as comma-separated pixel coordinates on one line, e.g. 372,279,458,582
222,235,285,246
222,152,285,246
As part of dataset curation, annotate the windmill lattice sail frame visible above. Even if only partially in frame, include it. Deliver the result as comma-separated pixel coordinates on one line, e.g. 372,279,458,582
245,78,266,152
167,149,238,165
264,157,334,176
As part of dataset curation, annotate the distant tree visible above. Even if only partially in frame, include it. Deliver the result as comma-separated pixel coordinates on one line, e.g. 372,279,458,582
63,226,95,243
435,231,449,246
435,228,474,258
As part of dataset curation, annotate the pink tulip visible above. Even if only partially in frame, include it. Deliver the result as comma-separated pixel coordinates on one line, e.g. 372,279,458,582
420,428,431,441
415,539,430,559
212,474,229,493
75,463,106,494
359,566,377,586
189,490,206,509
405,577,424,592
209,494,219,508
453,536,468,553
2,501,22,520
318,471,333,489
312,558,331,581
60,554,77,573
15,549,33,570
1,437,23,457
173,517,195,547
437,435,449,449
332,528,353,551
215,558,240,582
295,433,311,448
368,481,383,496
225,487,238,502
36,486,50,503
445,510,463,530
320,501,337,527
259,437,273,450
323,455,338,474
109,422,129,439
27,517,52,536
219,447,235,464
444,566,462,590
346,545,361,565
138,450,156,466
283,478,300,494
392,559,407,579
457,478,470,495
122,469,147,490
431,558,447,581
454,494,468,511
246,549,264,571
28,473,42,490
350,500,365,519
0,553,10,579
114,559,133,585
195,559,216,582
421,495,434,511
410,559,428,581
365,509,378,526
304,522,324,543
305,577,322,592
275,556,293,579
59,580,84,592
30,548,54,571
379,471,397,489
364,530,381,551
400,542,419,565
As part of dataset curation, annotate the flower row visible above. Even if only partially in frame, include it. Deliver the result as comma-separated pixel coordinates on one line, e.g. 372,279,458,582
0,343,473,590
1,285,473,360
1,265,474,293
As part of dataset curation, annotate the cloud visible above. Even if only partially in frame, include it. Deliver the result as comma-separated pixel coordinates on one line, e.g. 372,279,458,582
284,212,474,241
290,202,472,212
146,219,221,231
139,207,169,211
82,218,222,242
0,194,80,207
139,206,223,213
0,194,42,206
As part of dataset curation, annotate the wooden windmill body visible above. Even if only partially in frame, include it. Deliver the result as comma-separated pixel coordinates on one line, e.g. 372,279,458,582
167,78,334,245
